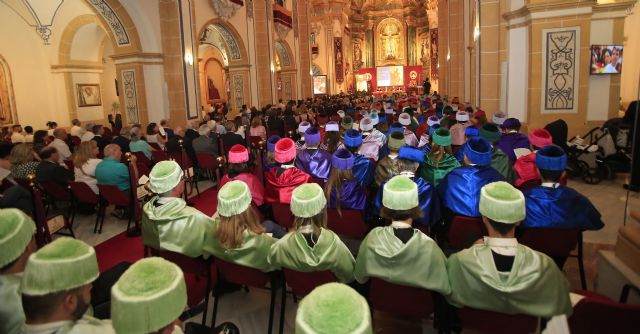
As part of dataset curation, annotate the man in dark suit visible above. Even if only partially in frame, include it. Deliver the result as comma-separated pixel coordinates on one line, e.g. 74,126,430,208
36,147,74,187
91,125,109,152
111,126,131,154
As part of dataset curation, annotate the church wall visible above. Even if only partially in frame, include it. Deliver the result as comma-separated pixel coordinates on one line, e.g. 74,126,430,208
621,3,640,106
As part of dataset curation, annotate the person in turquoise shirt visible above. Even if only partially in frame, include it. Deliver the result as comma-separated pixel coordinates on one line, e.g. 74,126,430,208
95,144,135,192
129,127,155,160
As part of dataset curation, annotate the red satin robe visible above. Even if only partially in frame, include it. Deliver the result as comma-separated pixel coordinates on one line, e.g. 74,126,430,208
514,152,567,187
265,167,312,204
220,172,265,206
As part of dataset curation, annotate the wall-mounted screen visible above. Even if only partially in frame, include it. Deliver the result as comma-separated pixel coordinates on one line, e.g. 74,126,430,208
376,66,404,86
313,75,327,95
590,45,623,75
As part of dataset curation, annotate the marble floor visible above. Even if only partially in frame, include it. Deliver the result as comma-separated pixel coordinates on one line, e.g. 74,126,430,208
62,173,640,333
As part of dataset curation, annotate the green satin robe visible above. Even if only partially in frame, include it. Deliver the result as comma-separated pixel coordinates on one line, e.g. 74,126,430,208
203,219,278,272
447,243,572,317
354,227,451,295
0,274,24,334
418,152,461,187
492,148,517,185
26,315,116,334
267,228,356,283
142,197,215,258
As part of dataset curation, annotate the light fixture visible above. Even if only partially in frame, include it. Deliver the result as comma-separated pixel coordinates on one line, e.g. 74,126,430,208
184,52,193,66
23,0,65,45
447,49,451,61
473,24,480,42
270,63,275,73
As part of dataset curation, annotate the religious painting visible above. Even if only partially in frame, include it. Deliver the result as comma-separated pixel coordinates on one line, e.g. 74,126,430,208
207,76,221,100
76,84,102,107
376,18,405,66
313,75,327,95
353,39,364,70
334,37,344,83
430,29,438,80
541,27,580,113
0,55,18,125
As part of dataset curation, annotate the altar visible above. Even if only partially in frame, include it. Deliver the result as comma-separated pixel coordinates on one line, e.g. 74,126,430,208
356,65,424,95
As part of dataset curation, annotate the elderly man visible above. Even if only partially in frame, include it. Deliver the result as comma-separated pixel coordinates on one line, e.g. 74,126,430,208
70,118,85,137
142,160,214,258
35,147,74,187
10,124,25,144
192,124,218,157
111,126,131,154
49,128,72,164
80,122,96,142
447,182,571,318
91,125,108,152
96,144,137,222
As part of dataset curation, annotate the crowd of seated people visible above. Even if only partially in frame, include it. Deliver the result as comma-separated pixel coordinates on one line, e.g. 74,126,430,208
0,92,611,332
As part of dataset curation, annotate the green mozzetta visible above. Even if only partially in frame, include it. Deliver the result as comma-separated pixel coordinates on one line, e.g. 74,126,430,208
354,227,451,295
268,228,355,283
0,274,24,334
491,147,518,185
446,243,572,317
142,197,214,258
418,152,460,187
204,219,278,272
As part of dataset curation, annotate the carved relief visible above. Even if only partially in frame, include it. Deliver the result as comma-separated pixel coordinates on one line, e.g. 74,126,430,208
209,0,243,21
246,0,253,18
275,41,291,67
212,24,241,60
232,74,244,110
121,70,139,124
86,0,130,46
542,27,580,113
353,39,363,70
376,18,405,65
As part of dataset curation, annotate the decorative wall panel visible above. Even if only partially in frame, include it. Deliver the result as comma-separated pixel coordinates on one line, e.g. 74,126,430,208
275,41,290,66
541,27,580,113
429,29,438,80
212,24,241,60
87,0,130,46
334,37,344,83
233,74,244,109
121,70,140,124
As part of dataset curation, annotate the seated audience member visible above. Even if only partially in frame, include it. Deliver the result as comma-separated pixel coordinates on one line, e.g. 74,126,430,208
80,123,96,142
49,128,72,164
418,128,460,187
192,124,218,157
268,183,356,283
142,160,214,258
325,148,366,212
492,112,507,126
294,122,311,149
472,109,488,128
222,121,245,150
437,137,505,218
343,129,374,187
319,121,344,154
129,127,155,160
355,176,450,294
398,113,419,147
0,208,36,334
449,111,473,146
111,126,131,154
96,144,135,195
32,130,49,155
9,144,39,179
165,126,184,153
46,121,58,136
35,147,74,186
263,135,281,172
90,124,109,152
522,145,604,230
295,283,371,334
21,238,114,333
454,126,480,163
376,147,440,226
447,182,572,317
220,144,264,207
69,118,85,138
160,119,174,138
73,141,102,194
249,116,267,140
514,128,553,187
204,181,283,272
10,124,25,144
479,124,517,184
374,130,405,186
367,112,387,145
23,126,34,143
145,122,160,145
495,118,531,162
265,138,311,204
295,127,332,180
358,117,383,161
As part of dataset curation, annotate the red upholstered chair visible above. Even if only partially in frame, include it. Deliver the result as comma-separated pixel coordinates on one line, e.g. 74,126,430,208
196,152,222,184
248,135,263,148
327,209,368,239
135,162,151,179
148,142,162,150
456,307,539,334
518,228,586,289
96,184,134,234
448,215,486,250
212,259,283,333
369,277,435,319
516,179,542,191
151,149,169,162
39,181,74,224
569,289,640,333
283,269,337,299
63,159,74,171
28,177,75,245
155,250,216,326
68,181,102,225
70,135,81,147
271,203,294,229
131,151,153,169
102,127,113,142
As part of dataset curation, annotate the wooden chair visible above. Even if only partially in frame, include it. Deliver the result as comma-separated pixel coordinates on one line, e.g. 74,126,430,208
68,181,103,227
447,215,486,250
28,176,75,245
271,202,294,229
456,307,539,334
369,277,436,320
326,208,368,240
196,152,223,185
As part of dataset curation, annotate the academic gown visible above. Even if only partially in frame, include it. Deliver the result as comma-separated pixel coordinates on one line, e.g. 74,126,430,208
265,167,312,203
328,180,367,211
375,176,441,225
491,147,518,185
447,243,572,317
359,134,383,161
142,197,215,258
417,152,461,187
204,219,278,272
220,172,265,206
24,315,116,334
0,274,24,334
352,153,374,187
354,227,451,294
295,148,332,180
374,156,400,187
496,132,531,162
514,152,539,187
267,228,356,283
522,185,604,230
437,165,505,217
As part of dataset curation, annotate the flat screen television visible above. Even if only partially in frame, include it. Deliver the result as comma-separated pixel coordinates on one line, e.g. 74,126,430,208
313,75,327,95
590,45,623,75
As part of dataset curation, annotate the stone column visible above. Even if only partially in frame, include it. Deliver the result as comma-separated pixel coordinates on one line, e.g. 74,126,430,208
253,0,275,105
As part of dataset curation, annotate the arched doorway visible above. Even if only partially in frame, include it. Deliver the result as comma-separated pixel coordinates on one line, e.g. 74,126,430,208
274,40,297,102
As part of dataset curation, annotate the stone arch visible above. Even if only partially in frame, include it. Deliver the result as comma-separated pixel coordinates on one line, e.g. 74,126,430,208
275,40,296,70
311,63,322,76
81,0,143,55
0,55,18,125
197,19,249,67
198,44,228,104
58,15,111,65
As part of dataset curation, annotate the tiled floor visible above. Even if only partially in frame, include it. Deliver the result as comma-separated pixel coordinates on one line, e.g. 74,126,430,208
64,173,640,333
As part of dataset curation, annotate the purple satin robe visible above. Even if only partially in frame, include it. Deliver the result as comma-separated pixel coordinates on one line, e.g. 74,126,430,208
328,180,367,211
495,133,531,162
295,148,333,180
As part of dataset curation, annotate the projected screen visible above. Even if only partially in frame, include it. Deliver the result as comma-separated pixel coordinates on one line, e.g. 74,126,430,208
376,66,404,87
313,75,327,95
590,45,623,75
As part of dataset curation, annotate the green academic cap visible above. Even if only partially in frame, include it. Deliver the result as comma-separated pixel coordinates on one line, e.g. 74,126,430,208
479,181,526,224
0,208,35,268
291,183,326,218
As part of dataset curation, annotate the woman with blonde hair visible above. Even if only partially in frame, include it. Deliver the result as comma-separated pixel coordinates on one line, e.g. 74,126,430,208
249,116,267,140
9,144,39,179
417,128,460,186
73,141,102,194
324,148,366,215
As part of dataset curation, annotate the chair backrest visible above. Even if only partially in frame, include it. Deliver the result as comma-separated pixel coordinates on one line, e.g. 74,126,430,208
283,268,337,298
151,150,169,162
156,249,216,308
569,295,640,333
326,209,367,239
136,162,151,179
516,179,541,191
196,152,218,169
131,151,152,168
40,181,72,202
29,181,52,246
14,178,31,189
97,184,130,207
68,181,99,204
148,142,162,150
518,228,580,258
448,215,486,250
169,149,193,170
457,307,539,334
102,127,113,142
271,202,294,229
215,258,272,288
248,136,263,149
70,136,81,147
369,277,434,319
63,159,74,171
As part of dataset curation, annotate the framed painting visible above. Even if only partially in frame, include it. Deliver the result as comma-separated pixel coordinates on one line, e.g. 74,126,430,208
77,83,102,107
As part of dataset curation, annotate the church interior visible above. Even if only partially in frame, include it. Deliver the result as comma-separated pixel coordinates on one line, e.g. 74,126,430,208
1,0,640,333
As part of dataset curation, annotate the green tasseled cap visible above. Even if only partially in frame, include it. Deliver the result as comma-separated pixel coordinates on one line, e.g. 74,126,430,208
0,208,35,268
295,283,371,334
388,131,406,150
382,175,419,211
291,183,327,218
111,257,187,333
479,181,526,224
148,160,184,194
21,237,99,295
217,180,252,217
433,128,452,146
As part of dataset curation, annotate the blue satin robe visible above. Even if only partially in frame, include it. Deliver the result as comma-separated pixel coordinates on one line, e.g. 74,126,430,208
353,153,374,187
295,148,333,180
522,186,604,230
437,165,505,217
454,143,467,163
375,176,441,226
328,180,367,211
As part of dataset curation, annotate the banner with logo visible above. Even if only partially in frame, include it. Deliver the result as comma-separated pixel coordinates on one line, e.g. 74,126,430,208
334,37,344,83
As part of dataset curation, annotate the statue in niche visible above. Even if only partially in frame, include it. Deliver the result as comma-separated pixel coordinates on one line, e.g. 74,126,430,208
380,22,400,60
354,41,363,70
208,76,220,100
421,38,429,66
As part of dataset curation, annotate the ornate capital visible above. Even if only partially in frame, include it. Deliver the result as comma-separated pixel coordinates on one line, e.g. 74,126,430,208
209,0,243,21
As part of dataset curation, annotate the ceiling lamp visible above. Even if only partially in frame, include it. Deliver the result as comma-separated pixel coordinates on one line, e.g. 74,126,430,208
23,0,64,45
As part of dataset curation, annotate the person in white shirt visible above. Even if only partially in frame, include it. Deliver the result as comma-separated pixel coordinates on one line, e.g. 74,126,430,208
73,141,102,194
10,125,25,144
23,126,34,143
69,119,85,138
48,128,72,165
45,121,57,136
80,123,96,142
